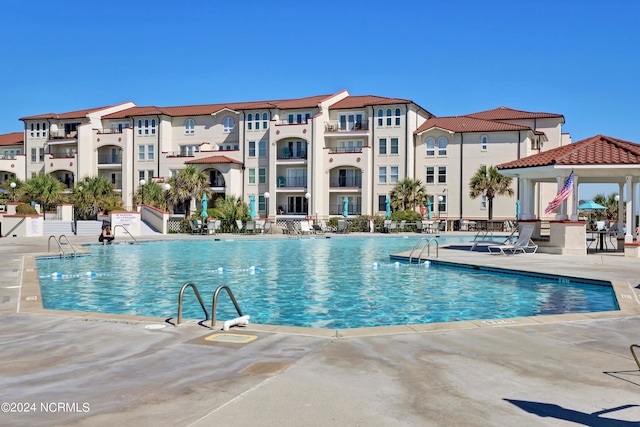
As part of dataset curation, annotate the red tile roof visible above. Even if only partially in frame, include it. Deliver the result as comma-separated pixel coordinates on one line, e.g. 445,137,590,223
0,132,23,146
498,134,640,170
102,94,334,119
329,95,413,109
466,106,564,121
415,116,532,134
19,105,120,121
185,155,242,165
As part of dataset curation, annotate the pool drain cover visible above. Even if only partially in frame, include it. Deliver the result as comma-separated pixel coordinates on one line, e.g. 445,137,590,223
204,333,257,344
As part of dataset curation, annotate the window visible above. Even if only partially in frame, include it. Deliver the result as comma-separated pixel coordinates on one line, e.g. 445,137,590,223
378,195,387,211
379,166,387,183
151,119,156,135
386,109,392,126
287,114,294,124
137,119,142,135
223,117,234,132
426,166,434,184
481,135,488,151
438,137,447,156
138,145,145,161
247,114,252,130
147,145,154,160
390,138,399,154
31,148,37,162
248,141,256,157
262,112,269,129
286,168,307,186
258,140,266,157
379,138,387,154
138,170,154,181
39,148,44,162
426,137,435,156
138,145,154,161
30,123,34,137
438,166,447,183
180,145,198,156
395,108,401,126
377,109,383,126
258,195,266,211
258,168,266,184
390,166,399,183
248,168,256,184
254,113,260,130
481,195,487,209
185,119,195,134
438,195,447,213
287,196,308,214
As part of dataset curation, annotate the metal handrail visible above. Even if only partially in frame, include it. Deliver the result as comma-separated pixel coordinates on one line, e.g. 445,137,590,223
631,344,640,370
211,285,243,328
58,234,76,258
176,282,209,325
408,237,439,263
113,225,138,244
48,235,64,257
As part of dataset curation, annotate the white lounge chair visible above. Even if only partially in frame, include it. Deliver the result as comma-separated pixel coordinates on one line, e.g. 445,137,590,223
300,220,312,234
235,220,244,233
487,225,538,255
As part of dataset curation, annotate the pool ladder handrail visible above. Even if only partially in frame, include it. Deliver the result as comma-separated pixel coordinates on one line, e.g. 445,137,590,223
47,234,77,258
408,237,439,263
176,283,244,328
112,225,138,244
631,344,640,370
177,282,209,325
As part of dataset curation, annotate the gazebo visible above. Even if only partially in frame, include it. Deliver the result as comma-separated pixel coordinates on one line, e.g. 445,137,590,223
497,135,640,255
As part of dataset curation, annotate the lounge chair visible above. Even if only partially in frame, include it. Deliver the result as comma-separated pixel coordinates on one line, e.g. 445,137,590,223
337,220,349,234
255,220,265,233
487,225,537,255
246,220,256,233
235,220,244,233
300,220,312,234
209,220,221,234
190,219,204,234
398,220,407,232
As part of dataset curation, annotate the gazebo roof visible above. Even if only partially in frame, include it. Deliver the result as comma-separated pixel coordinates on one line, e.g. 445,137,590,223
497,135,640,183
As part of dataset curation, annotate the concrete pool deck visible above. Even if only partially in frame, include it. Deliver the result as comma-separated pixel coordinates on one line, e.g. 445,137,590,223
1,233,639,426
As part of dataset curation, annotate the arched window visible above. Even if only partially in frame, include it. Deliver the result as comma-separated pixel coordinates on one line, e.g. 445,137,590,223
151,119,156,135
395,108,401,126
185,119,195,134
262,112,268,129
223,117,234,132
144,119,149,135
426,137,435,156
247,114,253,130
137,119,142,135
254,112,261,130
377,109,384,126
386,108,392,126
481,135,488,151
437,137,447,155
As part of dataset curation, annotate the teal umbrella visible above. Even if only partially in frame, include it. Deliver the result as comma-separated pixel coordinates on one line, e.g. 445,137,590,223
342,196,349,218
516,200,520,220
249,195,256,218
578,200,606,210
201,193,208,219
426,198,432,219
385,196,391,219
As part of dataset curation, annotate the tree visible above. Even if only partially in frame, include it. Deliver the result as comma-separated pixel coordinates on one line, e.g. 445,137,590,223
21,174,65,215
74,176,123,219
390,178,428,211
134,180,165,209
469,165,514,220
212,196,249,231
592,192,621,221
168,165,208,218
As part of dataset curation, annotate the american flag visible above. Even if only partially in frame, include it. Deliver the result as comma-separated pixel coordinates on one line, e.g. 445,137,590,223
545,171,574,214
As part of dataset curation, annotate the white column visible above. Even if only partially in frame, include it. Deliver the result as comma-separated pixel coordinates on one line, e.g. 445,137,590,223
625,176,633,242
521,178,531,220
617,182,624,238
570,174,579,220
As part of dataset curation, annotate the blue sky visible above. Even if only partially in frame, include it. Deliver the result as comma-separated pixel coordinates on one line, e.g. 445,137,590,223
1,0,638,198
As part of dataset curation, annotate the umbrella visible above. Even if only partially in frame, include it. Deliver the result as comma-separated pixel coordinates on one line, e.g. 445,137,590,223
0,189,7,194
578,200,606,210
385,196,391,219
515,200,520,220
426,198,432,219
342,196,349,218
249,195,256,218
201,193,208,219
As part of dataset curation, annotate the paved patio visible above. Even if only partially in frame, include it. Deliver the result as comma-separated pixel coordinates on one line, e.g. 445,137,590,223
1,233,639,426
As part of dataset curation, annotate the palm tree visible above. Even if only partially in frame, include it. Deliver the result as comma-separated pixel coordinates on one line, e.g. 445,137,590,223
390,178,428,211
134,180,165,209
592,192,621,220
74,176,122,219
168,165,208,218
469,165,514,220
213,196,249,231
21,174,66,216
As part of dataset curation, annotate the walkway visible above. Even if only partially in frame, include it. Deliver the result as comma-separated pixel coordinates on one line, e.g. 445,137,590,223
1,233,639,426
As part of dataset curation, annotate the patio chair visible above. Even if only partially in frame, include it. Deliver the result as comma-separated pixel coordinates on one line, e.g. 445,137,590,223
320,219,331,232
337,220,349,234
190,219,204,234
245,220,256,233
235,220,244,233
255,220,265,233
264,220,273,234
398,220,407,232
312,223,325,234
300,220,312,235
487,225,537,255
209,220,221,234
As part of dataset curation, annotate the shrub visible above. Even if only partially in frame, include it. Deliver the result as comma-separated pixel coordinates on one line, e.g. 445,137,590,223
15,204,38,215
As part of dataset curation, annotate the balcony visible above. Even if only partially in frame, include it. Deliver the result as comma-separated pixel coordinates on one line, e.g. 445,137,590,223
276,176,308,188
48,130,77,140
97,154,123,165
277,146,307,160
329,176,362,188
324,120,369,133
329,202,362,216
327,146,363,154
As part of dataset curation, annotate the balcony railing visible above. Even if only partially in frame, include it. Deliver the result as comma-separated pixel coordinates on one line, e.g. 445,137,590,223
324,121,369,132
327,146,363,154
97,154,122,164
276,176,308,187
329,177,362,187
48,130,77,140
49,151,76,159
277,148,307,160
329,203,362,216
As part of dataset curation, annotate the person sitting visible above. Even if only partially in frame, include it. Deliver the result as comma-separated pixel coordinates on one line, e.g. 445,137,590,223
99,226,115,244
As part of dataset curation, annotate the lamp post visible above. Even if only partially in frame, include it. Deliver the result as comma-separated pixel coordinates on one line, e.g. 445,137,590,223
437,195,443,219
74,185,83,235
615,194,621,237
315,210,318,224
305,192,311,216
263,191,270,218
139,179,146,205
164,183,171,212
10,182,16,202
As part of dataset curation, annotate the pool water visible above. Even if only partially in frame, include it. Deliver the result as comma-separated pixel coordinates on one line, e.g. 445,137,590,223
36,236,618,329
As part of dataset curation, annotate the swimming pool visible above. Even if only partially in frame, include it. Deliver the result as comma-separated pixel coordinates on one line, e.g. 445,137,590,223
36,236,618,329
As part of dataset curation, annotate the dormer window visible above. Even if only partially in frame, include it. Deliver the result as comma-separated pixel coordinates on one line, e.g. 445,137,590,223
223,117,235,132
185,119,195,134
